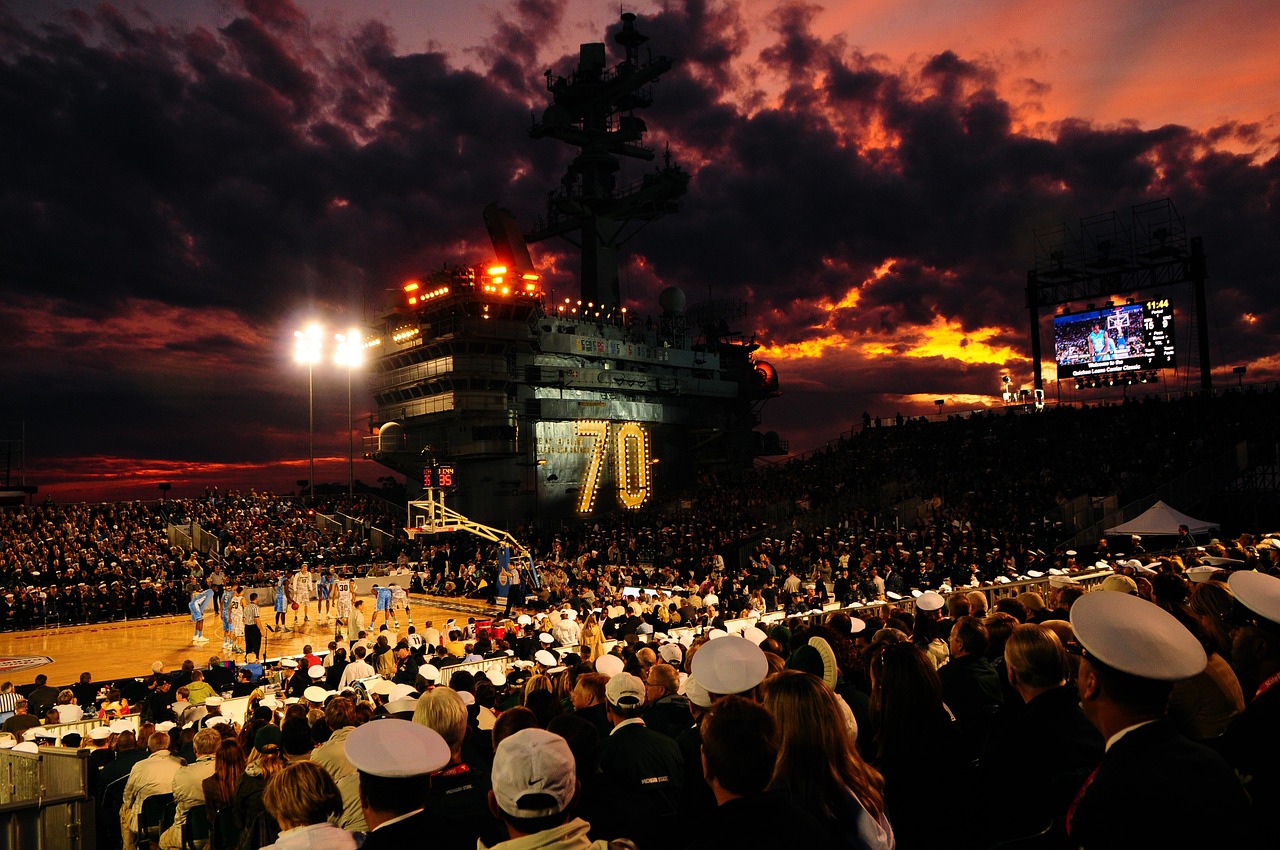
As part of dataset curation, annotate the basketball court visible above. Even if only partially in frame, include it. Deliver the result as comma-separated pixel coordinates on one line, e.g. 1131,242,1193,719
0,595,494,688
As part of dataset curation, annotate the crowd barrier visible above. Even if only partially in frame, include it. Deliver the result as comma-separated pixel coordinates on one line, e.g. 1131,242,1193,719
0,746,92,849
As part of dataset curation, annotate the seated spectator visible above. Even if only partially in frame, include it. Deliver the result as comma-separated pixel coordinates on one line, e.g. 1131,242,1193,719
233,725,286,844
122,731,183,850
53,689,84,723
185,670,216,705
159,728,220,850
2,700,41,736
260,761,356,850
201,738,246,822
598,673,682,849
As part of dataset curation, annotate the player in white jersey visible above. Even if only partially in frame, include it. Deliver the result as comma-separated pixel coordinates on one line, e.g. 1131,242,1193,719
290,563,315,628
333,576,353,630
389,582,411,629
227,587,246,654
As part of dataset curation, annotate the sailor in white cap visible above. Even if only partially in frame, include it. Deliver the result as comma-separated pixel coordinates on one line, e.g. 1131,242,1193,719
688,634,769,698
1065,591,1254,848
344,719,451,848
1215,570,1280,812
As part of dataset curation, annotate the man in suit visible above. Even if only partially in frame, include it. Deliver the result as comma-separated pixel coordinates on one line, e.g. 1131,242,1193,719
1066,591,1255,849
345,718,451,849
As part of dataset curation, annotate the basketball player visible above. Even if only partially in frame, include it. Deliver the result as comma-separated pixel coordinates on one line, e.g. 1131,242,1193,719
219,583,235,651
272,572,288,632
333,574,354,637
372,583,393,630
188,583,216,644
290,563,315,629
389,581,411,629
316,567,333,622
228,585,246,654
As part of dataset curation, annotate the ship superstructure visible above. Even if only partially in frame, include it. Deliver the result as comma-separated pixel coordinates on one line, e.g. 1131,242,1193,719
364,15,781,525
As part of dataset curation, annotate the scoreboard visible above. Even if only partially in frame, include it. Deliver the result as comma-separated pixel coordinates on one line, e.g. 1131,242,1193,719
1053,300,1176,379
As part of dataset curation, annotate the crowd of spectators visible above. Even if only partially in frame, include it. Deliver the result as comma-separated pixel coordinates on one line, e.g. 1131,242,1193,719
5,537,1278,850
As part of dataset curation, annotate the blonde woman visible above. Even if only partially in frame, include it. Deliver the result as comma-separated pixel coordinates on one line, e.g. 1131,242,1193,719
233,724,286,838
261,761,355,849
580,613,605,662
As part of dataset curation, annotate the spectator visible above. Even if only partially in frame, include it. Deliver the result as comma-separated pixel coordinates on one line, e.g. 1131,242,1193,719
201,738,246,825
121,731,183,850
345,719,451,849
763,672,893,849
980,623,1102,845
1,700,41,736
25,674,58,718
684,694,834,847
412,687,498,848
53,689,85,723
234,725,286,843
261,761,356,849
598,673,682,849
158,728,219,850
640,664,688,739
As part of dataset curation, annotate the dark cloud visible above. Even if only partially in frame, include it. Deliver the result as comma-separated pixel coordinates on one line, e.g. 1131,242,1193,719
0,0,1276,487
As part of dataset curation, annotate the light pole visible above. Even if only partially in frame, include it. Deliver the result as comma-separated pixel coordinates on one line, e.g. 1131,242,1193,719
334,329,364,499
293,324,323,501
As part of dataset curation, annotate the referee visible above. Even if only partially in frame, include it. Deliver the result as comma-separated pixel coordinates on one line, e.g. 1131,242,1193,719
245,592,264,658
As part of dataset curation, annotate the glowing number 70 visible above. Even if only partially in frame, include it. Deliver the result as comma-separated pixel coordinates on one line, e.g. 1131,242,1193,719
574,420,651,513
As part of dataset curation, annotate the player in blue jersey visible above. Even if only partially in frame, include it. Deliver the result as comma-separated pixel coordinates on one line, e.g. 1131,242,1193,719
372,583,393,630
316,568,333,623
220,586,234,650
272,572,288,632
189,584,216,645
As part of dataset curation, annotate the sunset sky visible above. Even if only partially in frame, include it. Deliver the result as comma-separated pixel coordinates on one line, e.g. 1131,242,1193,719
2,0,1277,502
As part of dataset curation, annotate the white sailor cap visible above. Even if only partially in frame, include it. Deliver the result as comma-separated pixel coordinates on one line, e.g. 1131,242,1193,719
517,614,533,626
308,665,325,679
1048,575,1081,589
1228,570,1280,627
385,698,418,716
682,674,713,708
280,659,298,669
421,665,441,683
0,733,16,749
1201,556,1244,568
12,741,38,754
1186,566,1218,583
205,696,224,707
109,719,134,734
89,727,112,741
849,617,867,635
706,628,728,640
538,633,554,645
690,634,768,695
535,649,557,667
485,668,507,687
344,718,450,777
915,591,945,612
595,654,624,676
390,684,417,702
740,626,768,646
260,697,281,709
155,722,176,733
302,686,327,704
1070,590,1206,681
1065,550,1078,557
1026,570,1045,578
366,678,395,695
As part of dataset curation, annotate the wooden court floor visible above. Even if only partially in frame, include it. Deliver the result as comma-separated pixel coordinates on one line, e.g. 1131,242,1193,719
0,597,492,688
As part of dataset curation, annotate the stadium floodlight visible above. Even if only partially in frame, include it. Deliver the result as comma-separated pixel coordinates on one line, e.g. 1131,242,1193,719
334,329,365,499
293,324,325,501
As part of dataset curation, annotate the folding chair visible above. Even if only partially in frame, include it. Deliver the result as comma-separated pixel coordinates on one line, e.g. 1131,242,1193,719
136,793,175,847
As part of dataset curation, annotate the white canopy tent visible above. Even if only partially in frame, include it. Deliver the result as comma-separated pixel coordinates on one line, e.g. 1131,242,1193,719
1106,500,1218,536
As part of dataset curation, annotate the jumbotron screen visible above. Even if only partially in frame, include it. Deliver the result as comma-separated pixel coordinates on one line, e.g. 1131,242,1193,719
1053,299,1175,379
